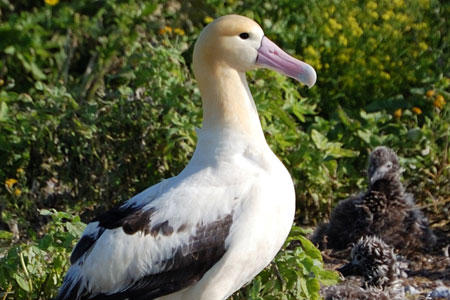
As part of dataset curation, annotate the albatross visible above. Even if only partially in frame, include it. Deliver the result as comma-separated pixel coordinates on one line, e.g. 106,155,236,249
311,146,436,252
56,14,316,300
324,236,405,300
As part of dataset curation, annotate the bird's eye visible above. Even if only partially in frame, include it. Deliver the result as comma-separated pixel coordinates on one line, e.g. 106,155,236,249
355,254,362,262
239,32,250,39
386,162,392,169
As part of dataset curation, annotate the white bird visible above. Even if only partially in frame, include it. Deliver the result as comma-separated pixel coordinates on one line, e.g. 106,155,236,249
56,14,316,300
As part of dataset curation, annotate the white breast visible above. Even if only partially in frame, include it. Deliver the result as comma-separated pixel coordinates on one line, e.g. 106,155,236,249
159,129,296,300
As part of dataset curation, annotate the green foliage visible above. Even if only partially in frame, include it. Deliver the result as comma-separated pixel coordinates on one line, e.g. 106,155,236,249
0,0,448,299
0,209,85,299
231,227,340,300
0,0,201,227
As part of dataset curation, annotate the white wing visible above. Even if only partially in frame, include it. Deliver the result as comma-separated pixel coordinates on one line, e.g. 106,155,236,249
56,164,252,300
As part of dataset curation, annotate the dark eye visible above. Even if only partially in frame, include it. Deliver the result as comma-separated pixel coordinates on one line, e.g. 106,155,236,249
386,162,392,169
355,254,362,262
239,32,250,39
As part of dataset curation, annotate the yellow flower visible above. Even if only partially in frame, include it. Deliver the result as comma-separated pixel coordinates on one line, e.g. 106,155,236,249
380,72,391,80
367,37,377,48
328,5,336,14
328,18,342,30
394,108,402,119
323,25,333,37
338,35,348,47
204,16,214,24
394,0,405,7
337,53,350,63
5,178,18,189
419,0,430,8
348,17,363,37
425,90,435,98
395,13,409,24
44,0,59,6
158,26,172,35
16,168,24,174
303,45,321,69
0,79,4,86
382,11,394,21
412,107,422,115
174,28,185,36
434,95,446,109
304,45,319,59
412,22,428,31
419,42,428,52
367,1,377,10
14,189,22,196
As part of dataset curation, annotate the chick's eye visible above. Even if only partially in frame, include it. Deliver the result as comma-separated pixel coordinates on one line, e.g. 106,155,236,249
386,162,393,168
239,32,250,39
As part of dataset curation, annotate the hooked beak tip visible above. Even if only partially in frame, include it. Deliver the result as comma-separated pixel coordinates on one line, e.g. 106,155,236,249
301,64,317,88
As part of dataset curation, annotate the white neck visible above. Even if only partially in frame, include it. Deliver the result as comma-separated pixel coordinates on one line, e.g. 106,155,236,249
194,62,266,143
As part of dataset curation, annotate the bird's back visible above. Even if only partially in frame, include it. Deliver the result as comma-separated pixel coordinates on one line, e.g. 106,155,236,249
312,194,372,250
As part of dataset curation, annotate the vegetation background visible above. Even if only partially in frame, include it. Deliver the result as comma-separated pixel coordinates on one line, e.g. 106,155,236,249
0,0,448,299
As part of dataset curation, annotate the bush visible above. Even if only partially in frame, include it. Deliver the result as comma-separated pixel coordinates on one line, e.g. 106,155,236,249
0,209,84,299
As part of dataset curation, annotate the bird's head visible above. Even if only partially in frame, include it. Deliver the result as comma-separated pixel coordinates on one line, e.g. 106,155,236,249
338,236,398,288
193,15,316,88
367,146,400,188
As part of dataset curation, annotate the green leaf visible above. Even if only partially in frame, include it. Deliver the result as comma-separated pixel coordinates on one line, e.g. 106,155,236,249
38,235,53,250
357,129,372,144
0,101,8,122
39,209,53,216
4,46,15,55
35,81,44,91
310,129,327,150
249,276,262,298
142,3,157,16
318,271,341,286
0,230,14,239
17,53,47,80
298,277,309,298
298,235,322,261
306,278,321,299
14,274,30,292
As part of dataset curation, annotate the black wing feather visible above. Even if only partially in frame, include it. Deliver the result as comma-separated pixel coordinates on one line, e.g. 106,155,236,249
87,214,233,300
69,203,154,264
70,231,104,264
58,204,233,300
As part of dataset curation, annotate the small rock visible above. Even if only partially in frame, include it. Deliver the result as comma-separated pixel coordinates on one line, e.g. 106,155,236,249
405,285,420,295
429,286,450,299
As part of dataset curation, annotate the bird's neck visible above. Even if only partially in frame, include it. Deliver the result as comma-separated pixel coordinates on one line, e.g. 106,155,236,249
194,62,266,143
370,177,403,197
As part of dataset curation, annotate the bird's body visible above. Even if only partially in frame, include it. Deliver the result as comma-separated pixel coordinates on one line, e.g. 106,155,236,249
324,236,405,300
325,285,393,300
312,147,435,252
59,129,295,300
57,15,316,300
